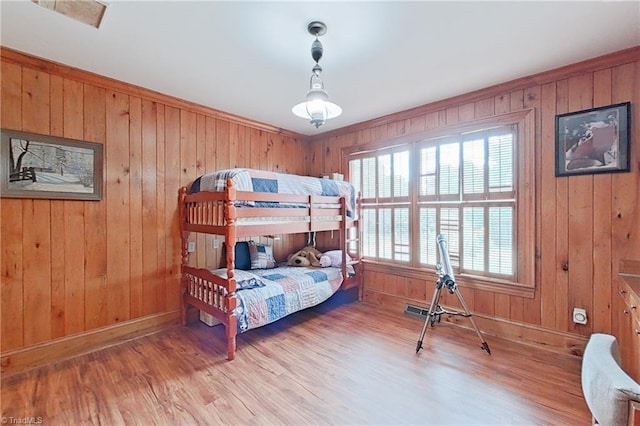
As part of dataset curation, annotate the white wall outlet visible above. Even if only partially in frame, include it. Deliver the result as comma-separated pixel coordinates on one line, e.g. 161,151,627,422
187,242,196,253
213,238,220,249
572,307,588,325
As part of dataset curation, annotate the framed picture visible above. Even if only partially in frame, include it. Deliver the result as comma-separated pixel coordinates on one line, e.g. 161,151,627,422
555,102,631,176
1,129,103,200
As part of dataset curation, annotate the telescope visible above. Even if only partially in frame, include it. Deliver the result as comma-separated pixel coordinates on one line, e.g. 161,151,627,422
415,234,491,355
436,234,456,292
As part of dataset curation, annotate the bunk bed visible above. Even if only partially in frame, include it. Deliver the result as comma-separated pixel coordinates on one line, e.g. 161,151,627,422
179,168,362,360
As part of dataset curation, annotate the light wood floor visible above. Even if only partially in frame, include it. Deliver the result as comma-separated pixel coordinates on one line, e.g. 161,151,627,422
2,293,590,425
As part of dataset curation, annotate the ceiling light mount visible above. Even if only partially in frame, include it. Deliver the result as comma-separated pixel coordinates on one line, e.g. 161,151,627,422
307,21,327,37
292,20,342,129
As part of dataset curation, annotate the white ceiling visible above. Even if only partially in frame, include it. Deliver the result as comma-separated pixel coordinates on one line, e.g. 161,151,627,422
1,1,639,136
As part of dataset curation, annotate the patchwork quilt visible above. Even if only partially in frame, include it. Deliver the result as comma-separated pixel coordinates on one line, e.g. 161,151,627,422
189,168,356,217
233,266,344,333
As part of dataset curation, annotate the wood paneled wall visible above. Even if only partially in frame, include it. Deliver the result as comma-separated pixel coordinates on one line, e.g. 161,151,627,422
1,46,638,358
308,48,640,342
0,48,308,353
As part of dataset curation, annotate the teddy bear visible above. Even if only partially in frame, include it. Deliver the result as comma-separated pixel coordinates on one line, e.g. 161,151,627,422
287,246,331,267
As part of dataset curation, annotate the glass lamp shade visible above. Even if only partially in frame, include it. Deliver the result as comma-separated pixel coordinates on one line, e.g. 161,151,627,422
292,89,342,128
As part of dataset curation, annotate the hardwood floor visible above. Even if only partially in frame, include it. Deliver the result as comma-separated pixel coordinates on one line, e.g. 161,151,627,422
2,293,590,425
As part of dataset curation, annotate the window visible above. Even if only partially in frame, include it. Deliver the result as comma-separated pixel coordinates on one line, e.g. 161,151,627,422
347,113,535,291
352,148,411,263
416,130,515,278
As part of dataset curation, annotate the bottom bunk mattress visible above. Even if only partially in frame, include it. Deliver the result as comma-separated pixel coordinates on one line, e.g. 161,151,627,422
225,266,344,333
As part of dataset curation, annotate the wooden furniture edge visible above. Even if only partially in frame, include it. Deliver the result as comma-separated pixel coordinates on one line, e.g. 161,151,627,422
618,261,640,383
629,401,640,426
1,310,180,378
363,290,587,356
621,259,640,277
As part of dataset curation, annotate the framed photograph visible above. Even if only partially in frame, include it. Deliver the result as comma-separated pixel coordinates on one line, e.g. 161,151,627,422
1,129,103,200
555,102,631,177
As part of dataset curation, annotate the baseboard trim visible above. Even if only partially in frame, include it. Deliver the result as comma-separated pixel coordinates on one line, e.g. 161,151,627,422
440,309,588,357
1,310,180,378
364,290,588,357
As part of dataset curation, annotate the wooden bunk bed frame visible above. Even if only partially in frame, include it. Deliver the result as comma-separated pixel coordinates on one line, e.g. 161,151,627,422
178,178,362,360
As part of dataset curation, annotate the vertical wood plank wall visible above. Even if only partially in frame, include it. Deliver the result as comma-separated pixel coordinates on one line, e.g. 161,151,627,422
1,47,638,357
0,49,308,353
308,49,639,341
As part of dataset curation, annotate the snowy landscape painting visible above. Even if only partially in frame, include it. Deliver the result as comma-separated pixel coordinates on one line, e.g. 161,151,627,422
1,129,103,200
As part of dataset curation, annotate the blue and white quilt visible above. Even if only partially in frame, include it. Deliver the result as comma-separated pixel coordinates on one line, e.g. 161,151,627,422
232,266,344,333
189,168,356,217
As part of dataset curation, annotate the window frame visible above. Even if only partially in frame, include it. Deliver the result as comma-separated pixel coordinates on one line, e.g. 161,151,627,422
342,110,536,297
415,127,517,278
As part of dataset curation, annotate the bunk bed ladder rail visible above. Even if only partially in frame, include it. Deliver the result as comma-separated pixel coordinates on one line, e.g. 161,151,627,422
179,187,190,326
223,179,239,360
341,192,364,300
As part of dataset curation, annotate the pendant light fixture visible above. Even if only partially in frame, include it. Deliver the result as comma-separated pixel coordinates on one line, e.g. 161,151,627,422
292,21,342,128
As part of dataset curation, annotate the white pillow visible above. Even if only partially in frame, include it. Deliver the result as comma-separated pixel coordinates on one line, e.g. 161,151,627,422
323,250,352,267
248,241,277,269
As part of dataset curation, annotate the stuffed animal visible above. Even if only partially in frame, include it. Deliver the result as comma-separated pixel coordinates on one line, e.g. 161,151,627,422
287,246,331,267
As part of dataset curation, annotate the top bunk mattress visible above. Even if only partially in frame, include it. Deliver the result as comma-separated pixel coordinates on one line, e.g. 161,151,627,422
189,168,356,217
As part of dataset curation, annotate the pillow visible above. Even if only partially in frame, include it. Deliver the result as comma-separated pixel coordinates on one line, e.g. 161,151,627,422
248,241,277,269
323,250,353,267
234,241,251,271
210,268,265,290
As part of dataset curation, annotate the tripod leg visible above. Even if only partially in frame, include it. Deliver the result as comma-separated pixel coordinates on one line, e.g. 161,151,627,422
453,287,491,354
416,284,442,353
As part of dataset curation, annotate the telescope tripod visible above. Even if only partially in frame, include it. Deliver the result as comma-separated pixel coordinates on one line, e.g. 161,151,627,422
415,274,491,355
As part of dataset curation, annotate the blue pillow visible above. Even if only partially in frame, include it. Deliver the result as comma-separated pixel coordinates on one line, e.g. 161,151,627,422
234,241,251,271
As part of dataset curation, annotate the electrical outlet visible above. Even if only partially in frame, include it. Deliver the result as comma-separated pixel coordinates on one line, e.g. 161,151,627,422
213,238,220,249
573,307,587,325
187,242,196,253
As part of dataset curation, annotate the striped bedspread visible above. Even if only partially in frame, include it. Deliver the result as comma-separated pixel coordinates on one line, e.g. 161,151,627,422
189,168,356,217
234,266,344,333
